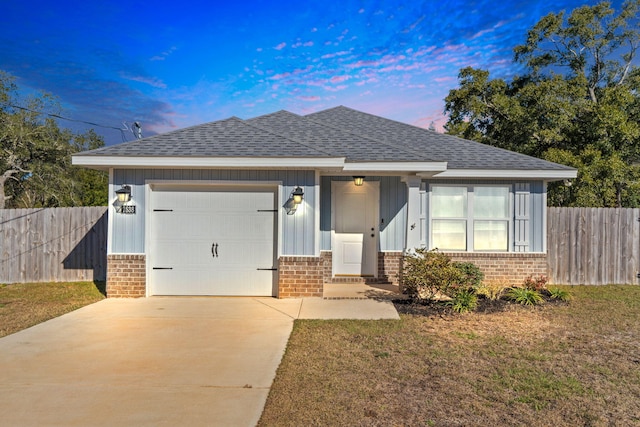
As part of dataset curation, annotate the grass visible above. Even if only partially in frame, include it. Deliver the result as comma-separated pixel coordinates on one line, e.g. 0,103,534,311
0,281,105,338
259,285,640,426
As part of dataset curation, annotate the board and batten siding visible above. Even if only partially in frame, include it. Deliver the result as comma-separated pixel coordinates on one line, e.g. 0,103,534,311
110,169,316,256
319,176,407,251
422,180,546,252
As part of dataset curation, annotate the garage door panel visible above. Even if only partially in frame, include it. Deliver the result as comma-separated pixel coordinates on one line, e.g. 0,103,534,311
149,187,276,296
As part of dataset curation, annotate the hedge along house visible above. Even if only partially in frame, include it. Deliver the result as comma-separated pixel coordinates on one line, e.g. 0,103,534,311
73,106,576,298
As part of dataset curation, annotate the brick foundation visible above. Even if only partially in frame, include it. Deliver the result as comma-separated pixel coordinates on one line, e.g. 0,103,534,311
378,252,403,285
445,252,548,286
319,251,403,285
106,254,146,298
277,256,324,298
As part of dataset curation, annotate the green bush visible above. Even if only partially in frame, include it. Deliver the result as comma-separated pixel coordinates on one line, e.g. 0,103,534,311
456,262,484,290
402,249,483,308
447,289,478,313
549,287,571,301
507,287,544,306
403,249,463,302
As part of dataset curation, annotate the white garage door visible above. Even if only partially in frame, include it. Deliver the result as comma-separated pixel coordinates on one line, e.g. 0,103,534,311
149,186,277,296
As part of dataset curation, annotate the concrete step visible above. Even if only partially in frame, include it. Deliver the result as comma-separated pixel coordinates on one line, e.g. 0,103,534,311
323,282,403,300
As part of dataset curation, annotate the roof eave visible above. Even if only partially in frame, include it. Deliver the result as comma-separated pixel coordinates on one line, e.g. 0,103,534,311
343,161,447,173
424,169,578,180
71,155,347,170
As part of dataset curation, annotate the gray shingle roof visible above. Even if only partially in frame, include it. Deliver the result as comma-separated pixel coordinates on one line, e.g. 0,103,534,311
76,105,574,171
307,106,572,170
247,110,426,161
81,117,332,158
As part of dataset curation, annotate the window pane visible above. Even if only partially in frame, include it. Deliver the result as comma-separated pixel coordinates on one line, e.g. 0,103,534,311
474,221,508,251
432,186,467,218
474,187,509,218
432,220,466,250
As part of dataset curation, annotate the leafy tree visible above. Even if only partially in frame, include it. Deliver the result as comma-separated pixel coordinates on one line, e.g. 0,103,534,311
0,71,107,208
445,1,640,207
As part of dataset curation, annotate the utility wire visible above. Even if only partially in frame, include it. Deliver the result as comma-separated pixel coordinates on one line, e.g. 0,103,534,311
1,103,141,142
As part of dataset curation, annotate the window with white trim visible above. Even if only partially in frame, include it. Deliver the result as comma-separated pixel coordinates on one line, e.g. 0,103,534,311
430,185,511,251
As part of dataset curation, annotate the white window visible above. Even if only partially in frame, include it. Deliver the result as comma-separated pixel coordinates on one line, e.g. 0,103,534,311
430,185,511,251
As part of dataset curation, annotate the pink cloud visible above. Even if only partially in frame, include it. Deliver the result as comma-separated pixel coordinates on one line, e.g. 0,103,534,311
303,41,314,47
274,42,286,50
299,96,321,101
321,50,351,59
330,75,350,83
271,72,291,80
324,85,347,92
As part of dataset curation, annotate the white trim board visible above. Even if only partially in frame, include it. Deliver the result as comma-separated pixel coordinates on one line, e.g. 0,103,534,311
426,169,577,180
73,156,346,170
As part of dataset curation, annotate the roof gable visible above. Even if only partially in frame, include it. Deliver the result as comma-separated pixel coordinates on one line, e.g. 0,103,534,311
307,106,573,171
82,116,332,158
73,105,576,178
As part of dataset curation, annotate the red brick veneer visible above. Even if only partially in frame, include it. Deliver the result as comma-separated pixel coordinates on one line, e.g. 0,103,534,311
445,252,548,286
277,256,324,298
378,252,403,285
106,254,146,298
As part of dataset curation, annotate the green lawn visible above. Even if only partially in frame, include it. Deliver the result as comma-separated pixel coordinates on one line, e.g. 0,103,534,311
0,281,105,338
259,286,640,426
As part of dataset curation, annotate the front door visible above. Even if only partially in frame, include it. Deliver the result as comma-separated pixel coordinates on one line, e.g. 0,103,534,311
331,180,379,277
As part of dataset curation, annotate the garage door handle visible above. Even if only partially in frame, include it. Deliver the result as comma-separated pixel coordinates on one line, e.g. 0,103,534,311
257,268,277,271
211,243,219,258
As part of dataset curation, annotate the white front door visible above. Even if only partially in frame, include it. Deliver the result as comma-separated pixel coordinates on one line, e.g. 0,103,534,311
148,186,276,296
332,181,379,277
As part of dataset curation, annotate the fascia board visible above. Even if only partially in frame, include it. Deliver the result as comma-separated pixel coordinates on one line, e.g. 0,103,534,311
72,155,346,169
343,162,447,172
425,169,578,180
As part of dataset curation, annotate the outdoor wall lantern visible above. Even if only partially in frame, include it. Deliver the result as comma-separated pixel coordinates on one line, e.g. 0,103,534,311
115,185,132,203
284,186,304,215
292,186,304,204
353,176,365,186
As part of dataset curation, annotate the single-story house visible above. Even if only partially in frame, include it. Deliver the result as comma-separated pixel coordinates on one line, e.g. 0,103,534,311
73,106,577,298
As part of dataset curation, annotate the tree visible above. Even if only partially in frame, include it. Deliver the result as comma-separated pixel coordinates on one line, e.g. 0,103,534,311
0,71,108,208
444,1,640,207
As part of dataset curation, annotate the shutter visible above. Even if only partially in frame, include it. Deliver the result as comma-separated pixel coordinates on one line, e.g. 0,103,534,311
514,183,530,252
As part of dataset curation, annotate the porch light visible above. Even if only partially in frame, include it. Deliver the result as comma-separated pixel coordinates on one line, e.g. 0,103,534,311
353,176,365,186
115,185,132,203
292,187,304,204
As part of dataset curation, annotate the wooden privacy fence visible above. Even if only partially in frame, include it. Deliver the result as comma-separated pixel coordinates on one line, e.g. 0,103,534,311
1,206,638,285
0,207,107,283
547,207,640,285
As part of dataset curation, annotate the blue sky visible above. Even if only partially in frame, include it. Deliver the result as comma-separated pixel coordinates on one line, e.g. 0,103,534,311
0,0,625,145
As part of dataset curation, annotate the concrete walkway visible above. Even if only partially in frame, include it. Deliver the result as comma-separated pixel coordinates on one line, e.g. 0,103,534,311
0,297,398,426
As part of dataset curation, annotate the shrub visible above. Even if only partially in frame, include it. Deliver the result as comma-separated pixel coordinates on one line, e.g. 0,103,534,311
456,262,484,290
549,287,571,301
476,280,510,301
402,249,464,302
447,289,478,313
507,287,544,306
402,249,484,310
523,275,548,292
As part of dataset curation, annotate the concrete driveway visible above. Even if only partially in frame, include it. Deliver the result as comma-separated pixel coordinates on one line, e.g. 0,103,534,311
0,297,305,427
0,296,398,426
